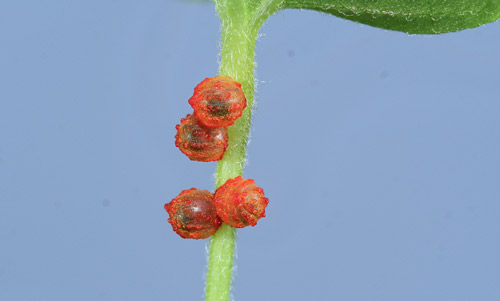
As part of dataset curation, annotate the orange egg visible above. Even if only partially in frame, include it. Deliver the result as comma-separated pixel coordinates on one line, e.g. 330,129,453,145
214,176,269,228
175,114,228,162
188,77,247,128
165,188,221,239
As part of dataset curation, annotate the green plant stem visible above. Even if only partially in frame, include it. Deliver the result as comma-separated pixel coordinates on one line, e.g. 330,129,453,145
205,4,258,301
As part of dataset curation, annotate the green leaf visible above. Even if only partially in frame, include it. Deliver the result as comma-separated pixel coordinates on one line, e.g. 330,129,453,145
281,0,500,34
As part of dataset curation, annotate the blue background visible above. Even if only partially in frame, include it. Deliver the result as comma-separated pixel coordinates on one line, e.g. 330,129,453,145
1,1,500,300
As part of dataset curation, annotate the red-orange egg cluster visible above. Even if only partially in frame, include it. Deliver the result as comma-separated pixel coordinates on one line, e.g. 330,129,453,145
189,77,247,128
175,114,228,162
165,188,221,239
214,176,269,228
168,77,265,239
174,76,246,162
165,177,268,239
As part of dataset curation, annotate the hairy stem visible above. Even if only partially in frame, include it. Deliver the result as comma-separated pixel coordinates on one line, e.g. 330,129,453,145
205,2,258,300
